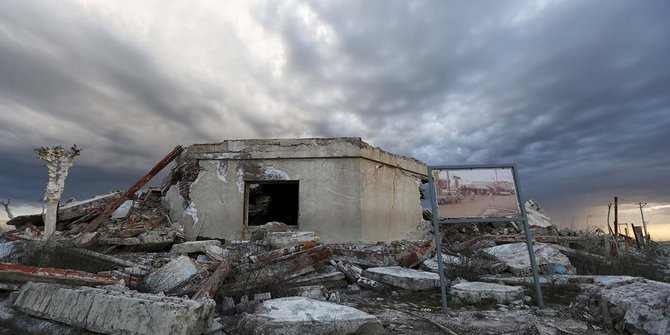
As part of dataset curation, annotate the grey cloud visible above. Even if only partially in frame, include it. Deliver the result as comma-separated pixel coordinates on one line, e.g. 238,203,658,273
0,0,669,224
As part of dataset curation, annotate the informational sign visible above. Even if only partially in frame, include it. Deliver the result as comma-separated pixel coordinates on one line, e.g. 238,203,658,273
431,167,523,221
427,164,544,314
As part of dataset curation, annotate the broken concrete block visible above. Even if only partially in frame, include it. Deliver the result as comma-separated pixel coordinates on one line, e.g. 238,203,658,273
420,254,463,273
450,282,525,304
525,199,553,228
237,297,384,335
249,241,317,263
110,200,134,219
362,266,440,291
284,285,328,301
250,221,289,241
585,279,670,335
226,246,332,293
202,244,229,261
171,240,222,254
331,260,363,283
268,231,319,248
141,255,206,294
482,242,575,276
329,240,433,268
286,265,347,289
356,277,385,291
13,282,215,335
254,292,272,302
98,228,175,247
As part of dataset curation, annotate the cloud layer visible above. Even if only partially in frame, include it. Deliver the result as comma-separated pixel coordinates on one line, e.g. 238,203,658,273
1,0,669,222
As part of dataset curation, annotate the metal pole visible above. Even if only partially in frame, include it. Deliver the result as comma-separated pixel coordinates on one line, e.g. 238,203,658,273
614,197,618,235
606,203,614,235
513,167,544,308
428,170,449,314
639,202,648,244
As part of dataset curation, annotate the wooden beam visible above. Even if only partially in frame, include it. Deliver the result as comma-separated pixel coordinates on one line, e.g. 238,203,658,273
0,262,127,286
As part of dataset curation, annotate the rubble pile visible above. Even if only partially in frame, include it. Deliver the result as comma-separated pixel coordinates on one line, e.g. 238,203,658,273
0,185,440,334
0,144,667,334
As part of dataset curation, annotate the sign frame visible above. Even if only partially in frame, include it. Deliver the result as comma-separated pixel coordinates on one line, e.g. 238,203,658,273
427,164,544,314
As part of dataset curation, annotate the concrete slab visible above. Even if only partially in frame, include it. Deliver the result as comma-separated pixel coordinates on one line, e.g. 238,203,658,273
141,255,205,294
482,242,575,276
12,282,215,335
237,297,383,335
451,282,525,304
420,254,463,273
111,200,134,219
480,274,642,286
171,240,222,254
268,231,319,248
362,266,440,291
585,279,670,335
286,265,347,289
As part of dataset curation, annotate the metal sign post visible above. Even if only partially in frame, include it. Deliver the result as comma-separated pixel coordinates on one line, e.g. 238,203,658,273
427,164,544,314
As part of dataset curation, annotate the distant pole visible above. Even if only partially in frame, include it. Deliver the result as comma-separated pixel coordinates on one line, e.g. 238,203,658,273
586,215,592,230
614,197,618,235
606,203,614,235
638,202,648,244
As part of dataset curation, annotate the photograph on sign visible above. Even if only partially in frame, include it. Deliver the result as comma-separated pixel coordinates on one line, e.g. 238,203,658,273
432,167,522,220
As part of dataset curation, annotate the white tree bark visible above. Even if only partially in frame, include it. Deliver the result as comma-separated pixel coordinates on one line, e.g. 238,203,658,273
0,199,13,219
35,145,80,239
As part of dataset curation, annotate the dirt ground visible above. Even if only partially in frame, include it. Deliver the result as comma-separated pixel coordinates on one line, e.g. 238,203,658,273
343,289,615,335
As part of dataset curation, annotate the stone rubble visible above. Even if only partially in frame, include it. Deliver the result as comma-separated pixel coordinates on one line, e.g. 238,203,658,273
362,266,441,291
450,281,525,304
237,297,384,335
0,147,666,335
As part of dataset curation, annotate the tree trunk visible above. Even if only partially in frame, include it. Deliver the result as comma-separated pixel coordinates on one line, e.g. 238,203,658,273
44,199,58,239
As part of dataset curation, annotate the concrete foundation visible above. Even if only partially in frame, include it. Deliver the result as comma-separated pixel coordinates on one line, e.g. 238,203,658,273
12,282,215,335
237,297,384,335
163,138,426,242
361,266,441,291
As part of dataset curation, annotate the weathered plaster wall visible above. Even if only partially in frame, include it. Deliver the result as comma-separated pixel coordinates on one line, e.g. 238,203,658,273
359,160,425,242
166,158,363,241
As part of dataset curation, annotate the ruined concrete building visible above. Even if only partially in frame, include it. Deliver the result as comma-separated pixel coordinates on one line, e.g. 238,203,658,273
162,138,427,242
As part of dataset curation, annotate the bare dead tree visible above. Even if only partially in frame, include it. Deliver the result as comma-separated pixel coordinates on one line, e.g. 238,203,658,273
0,198,13,219
35,145,81,238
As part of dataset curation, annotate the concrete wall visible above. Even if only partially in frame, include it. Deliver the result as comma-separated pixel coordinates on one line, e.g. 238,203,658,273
164,138,427,242
359,159,424,242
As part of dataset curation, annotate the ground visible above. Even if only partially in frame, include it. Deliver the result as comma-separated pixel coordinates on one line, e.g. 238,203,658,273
218,288,616,335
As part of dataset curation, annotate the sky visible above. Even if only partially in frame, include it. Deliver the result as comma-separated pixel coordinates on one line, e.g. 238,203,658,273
1,1,669,239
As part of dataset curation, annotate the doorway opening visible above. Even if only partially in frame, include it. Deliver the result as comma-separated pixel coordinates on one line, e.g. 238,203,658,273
245,181,299,227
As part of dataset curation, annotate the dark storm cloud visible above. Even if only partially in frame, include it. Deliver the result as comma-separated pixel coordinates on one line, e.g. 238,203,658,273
0,0,223,204
254,0,670,214
0,0,669,220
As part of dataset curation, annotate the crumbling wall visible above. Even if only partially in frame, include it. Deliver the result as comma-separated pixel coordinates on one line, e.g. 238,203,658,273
165,158,363,242
360,159,424,242
164,138,427,242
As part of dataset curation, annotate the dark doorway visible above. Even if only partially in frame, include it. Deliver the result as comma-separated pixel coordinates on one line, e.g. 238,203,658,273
246,181,299,226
